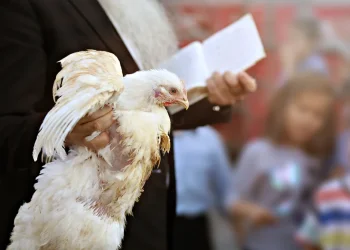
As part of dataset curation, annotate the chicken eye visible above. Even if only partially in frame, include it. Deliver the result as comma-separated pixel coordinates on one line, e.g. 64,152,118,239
170,88,177,95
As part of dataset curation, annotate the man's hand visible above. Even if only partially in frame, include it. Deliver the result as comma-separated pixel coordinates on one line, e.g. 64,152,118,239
206,71,257,106
65,106,115,151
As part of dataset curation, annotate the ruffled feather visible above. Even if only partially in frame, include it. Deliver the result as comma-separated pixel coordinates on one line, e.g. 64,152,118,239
33,50,124,161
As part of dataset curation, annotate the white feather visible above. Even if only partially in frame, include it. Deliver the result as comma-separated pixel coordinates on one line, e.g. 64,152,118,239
33,50,124,161
86,131,102,142
8,50,186,250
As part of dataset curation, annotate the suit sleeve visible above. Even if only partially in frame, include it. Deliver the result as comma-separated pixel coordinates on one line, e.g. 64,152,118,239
0,0,47,174
172,98,232,130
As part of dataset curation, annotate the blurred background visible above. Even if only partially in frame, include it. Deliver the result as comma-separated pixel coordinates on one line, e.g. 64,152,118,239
162,1,350,250
165,0,350,153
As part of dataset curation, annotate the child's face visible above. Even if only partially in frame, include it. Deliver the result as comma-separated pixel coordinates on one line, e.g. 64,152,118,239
284,91,332,146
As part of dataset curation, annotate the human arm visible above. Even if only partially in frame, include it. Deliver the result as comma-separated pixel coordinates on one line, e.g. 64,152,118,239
228,142,277,228
207,131,272,225
207,133,265,246
230,142,264,202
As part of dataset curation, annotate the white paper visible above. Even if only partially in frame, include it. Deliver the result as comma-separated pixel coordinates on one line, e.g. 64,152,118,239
160,13,266,114
159,41,209,89
203,14,266,75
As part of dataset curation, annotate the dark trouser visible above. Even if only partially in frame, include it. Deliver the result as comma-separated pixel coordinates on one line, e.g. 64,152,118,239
172,214,212,250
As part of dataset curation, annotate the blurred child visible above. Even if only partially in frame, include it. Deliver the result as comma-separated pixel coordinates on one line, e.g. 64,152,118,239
295,78,350,250
233,72,336,250
296,174,350,250
280,16,328,83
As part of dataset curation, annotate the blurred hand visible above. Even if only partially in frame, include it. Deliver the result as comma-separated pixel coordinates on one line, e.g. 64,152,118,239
206,71,257,106
65,106,115,151
245,203,278,228
232,201,277,229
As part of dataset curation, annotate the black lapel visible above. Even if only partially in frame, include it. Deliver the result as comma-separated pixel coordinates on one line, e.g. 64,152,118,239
68,0,139,74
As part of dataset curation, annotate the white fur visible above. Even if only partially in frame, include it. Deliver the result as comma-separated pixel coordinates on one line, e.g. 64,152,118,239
7,51,186,250
97,0,178,70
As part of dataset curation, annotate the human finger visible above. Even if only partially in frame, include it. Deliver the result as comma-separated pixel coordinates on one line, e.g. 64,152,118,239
76,111,115,136
78,106,113,125
85,132,110,151
237,72,257,93
212,72,233,100
223,71,243,96
207,77,222,104
207,73,232,105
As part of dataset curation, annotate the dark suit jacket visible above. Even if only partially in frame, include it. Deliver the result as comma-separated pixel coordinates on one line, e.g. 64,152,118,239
0,0,232,249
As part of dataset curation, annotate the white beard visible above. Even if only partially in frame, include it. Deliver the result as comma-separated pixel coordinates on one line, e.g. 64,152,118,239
98,0,178,70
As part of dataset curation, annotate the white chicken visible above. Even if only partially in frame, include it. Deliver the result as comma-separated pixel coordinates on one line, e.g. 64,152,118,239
7,50,188,250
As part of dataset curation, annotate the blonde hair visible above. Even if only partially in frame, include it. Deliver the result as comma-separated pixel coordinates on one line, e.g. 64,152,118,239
265,72,336,158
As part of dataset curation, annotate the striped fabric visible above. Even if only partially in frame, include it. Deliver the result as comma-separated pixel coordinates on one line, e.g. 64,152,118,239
295,211,320,246
315,176,350,250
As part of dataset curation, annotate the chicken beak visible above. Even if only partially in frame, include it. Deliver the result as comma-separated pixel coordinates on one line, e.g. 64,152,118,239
176,98,189,110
